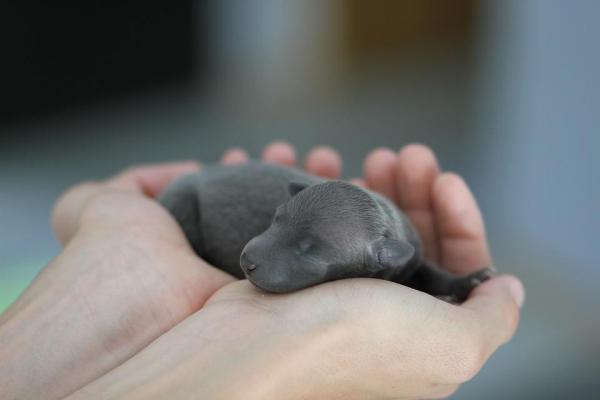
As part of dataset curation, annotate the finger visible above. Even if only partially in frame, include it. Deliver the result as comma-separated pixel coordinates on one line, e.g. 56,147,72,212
396,144,441,263
349,178,367,188
432,173,491,274
221,148,249,165
109,161,201,197
305,146,342,179
461,275,523,371
262,141,297,166
364,148,398,202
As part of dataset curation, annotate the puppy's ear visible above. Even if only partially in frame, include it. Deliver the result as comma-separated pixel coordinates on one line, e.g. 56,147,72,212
289,181,309,197
368,238,415,270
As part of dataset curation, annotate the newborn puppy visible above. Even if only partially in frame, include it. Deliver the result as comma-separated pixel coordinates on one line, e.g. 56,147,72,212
159,161,492,302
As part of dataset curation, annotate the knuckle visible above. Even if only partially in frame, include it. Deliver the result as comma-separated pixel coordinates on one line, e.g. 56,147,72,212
78,190,138,221
77,190,167,237
51,181,104,243
51,181,101,222
54,181,99,207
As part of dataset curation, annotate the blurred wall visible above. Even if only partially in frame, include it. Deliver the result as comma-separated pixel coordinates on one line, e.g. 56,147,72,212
460,0,600,398
0,1,204,124
0,0,478,316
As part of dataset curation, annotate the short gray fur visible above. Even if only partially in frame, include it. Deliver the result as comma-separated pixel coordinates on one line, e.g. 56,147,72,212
159,161,491,301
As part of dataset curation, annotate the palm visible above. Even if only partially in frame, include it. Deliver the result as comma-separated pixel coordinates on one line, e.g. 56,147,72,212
198,276,455,397
75,191,233,315
182,144,496,398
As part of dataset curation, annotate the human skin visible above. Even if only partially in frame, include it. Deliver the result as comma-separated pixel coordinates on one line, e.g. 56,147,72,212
0,142,524,400
0,142,344,400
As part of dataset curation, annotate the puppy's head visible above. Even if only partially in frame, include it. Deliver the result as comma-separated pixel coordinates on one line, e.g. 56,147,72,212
240,181,416,293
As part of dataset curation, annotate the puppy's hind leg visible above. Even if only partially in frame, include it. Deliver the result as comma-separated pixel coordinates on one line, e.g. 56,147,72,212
403,263,495,303
158,178,204,256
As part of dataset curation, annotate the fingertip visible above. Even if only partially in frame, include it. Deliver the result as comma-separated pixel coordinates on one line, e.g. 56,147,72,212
462,274,523,352
433,172,481,239
363,147,398,200
349,178,367,188
509,278,526,309
365,147,397,167
396,143,440,207
305,146,342,179
397,143,438,170
262,141,297,166
221,148,249,165
471,275,525,309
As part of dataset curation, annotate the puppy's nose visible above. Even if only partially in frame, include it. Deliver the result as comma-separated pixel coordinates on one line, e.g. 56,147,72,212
240,251,258,273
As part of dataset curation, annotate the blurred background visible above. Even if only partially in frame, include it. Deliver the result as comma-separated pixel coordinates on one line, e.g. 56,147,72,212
1,0,598,398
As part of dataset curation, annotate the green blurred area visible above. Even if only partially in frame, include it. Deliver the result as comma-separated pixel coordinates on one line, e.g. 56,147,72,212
0,260,43,314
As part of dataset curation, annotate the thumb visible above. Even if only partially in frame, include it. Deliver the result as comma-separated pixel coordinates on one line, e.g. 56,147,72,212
461,275,524,359
52,161,200,245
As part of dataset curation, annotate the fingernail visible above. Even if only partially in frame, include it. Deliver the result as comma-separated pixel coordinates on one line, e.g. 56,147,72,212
507,278,525,308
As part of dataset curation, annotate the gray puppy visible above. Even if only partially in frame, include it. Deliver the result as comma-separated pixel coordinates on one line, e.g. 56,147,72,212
159,161,492,302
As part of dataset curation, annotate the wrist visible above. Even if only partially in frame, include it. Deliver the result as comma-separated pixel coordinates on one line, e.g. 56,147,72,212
0,297,101,400
0,244,157,400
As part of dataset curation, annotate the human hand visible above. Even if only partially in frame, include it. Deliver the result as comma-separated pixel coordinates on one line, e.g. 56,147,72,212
0,142,337,400
67,144,524,400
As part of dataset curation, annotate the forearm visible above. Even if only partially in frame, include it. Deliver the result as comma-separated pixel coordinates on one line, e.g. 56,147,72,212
0,278,116,399
0,236,175,400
